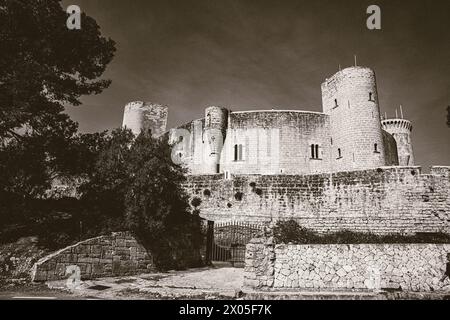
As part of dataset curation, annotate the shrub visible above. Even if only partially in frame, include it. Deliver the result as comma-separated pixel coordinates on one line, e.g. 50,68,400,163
273,220,450,245
273,220,318,244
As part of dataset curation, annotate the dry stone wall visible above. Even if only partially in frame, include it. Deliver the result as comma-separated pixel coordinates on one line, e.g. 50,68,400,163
244,240,450,292
32,232,153,282
186,166,450,235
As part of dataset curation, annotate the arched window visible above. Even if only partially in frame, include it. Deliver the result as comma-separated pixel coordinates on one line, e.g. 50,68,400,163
369,92,374,102
338,148,342,159
374,143,378,153
315,145,320,159
234,144,239,161
334,99,338,108
311,144,315,159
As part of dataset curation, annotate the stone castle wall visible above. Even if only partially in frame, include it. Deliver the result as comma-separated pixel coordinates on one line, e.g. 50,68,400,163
322,67,386,172
32,232,153,282
170,110,335,175
382,119,415,166
123,101,168,137
222,111,331,175
382,130,399,166
125,66,411,176
185,166,450,235
244,239,450,292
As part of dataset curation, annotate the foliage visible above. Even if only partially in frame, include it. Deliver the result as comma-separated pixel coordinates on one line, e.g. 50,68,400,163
0,0,116,248
447,106,450,127
273,220,318,244
79,129,204,270
273,220,450,244
0,2,202,269
123,131,203,270
0,0,116,200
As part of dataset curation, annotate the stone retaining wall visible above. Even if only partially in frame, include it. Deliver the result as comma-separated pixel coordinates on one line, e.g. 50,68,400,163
32,232,154,282
244,239,450,292
185,166,450,235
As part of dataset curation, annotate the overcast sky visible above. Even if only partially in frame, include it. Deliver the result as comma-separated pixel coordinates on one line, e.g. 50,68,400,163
62,0,449,169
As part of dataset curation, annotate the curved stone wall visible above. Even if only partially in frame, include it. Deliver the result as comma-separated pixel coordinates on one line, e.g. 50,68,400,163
31,232,153,282
322,67,386,172
123,101,169,137
382,118,415,166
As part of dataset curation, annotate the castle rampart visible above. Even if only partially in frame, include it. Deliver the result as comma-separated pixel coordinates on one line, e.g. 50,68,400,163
184,166,450,235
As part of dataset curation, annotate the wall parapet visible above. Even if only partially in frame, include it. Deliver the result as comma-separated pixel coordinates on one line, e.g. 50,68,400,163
31,232,153,282
185,166,450,235
244,242,450,292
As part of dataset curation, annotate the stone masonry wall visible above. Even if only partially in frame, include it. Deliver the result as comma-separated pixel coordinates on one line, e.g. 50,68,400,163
222,111,331,175
32,232,153,282
244,240,450,292
321,67,386,172
123,101,169,138
185,166,450,235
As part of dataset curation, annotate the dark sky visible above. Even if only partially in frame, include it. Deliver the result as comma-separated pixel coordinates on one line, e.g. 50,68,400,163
62,0,449,169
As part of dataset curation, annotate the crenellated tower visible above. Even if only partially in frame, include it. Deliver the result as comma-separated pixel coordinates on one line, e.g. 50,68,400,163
203,106,228,174
322,66,386,171
381,117,414,166
122,101,169,137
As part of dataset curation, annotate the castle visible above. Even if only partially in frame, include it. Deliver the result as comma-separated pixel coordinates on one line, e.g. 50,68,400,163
123,66,414,176
121,66,449,234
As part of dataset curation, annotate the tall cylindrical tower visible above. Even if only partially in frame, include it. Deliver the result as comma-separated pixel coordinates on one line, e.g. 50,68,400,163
381,118,414,166
122,101,169,137
203,106,228,174
321,66,386,171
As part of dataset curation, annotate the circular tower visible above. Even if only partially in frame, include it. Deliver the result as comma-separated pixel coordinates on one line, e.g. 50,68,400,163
321,66,386,171
122,101,169,137
203,106,228,174
381,118,414,166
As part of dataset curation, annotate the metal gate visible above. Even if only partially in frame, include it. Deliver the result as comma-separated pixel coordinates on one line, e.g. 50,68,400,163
206,221,263,266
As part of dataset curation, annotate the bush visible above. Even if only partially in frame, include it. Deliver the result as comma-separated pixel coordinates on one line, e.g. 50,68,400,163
273,220,318,244
273,220,450,245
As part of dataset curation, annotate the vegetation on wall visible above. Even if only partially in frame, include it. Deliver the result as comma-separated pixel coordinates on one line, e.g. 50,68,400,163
273,220,450,245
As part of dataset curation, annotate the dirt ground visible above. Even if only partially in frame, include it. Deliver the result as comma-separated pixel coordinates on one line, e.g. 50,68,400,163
3,266,450,300
46,267,245,300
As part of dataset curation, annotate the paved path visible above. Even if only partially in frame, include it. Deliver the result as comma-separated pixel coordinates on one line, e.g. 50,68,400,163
4,267,449,300
47,267,244,300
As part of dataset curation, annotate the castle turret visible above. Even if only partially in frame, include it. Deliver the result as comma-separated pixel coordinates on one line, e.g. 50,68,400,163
322,67,386,171
381,118,414,166
203,106,228,174
122,101,169,137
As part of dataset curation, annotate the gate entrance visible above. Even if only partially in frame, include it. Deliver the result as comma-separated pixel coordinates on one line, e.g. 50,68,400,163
206,221,263,266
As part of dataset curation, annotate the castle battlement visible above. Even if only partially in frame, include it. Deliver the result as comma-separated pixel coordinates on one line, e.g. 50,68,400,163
119,65,449,234
122,66,415,176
